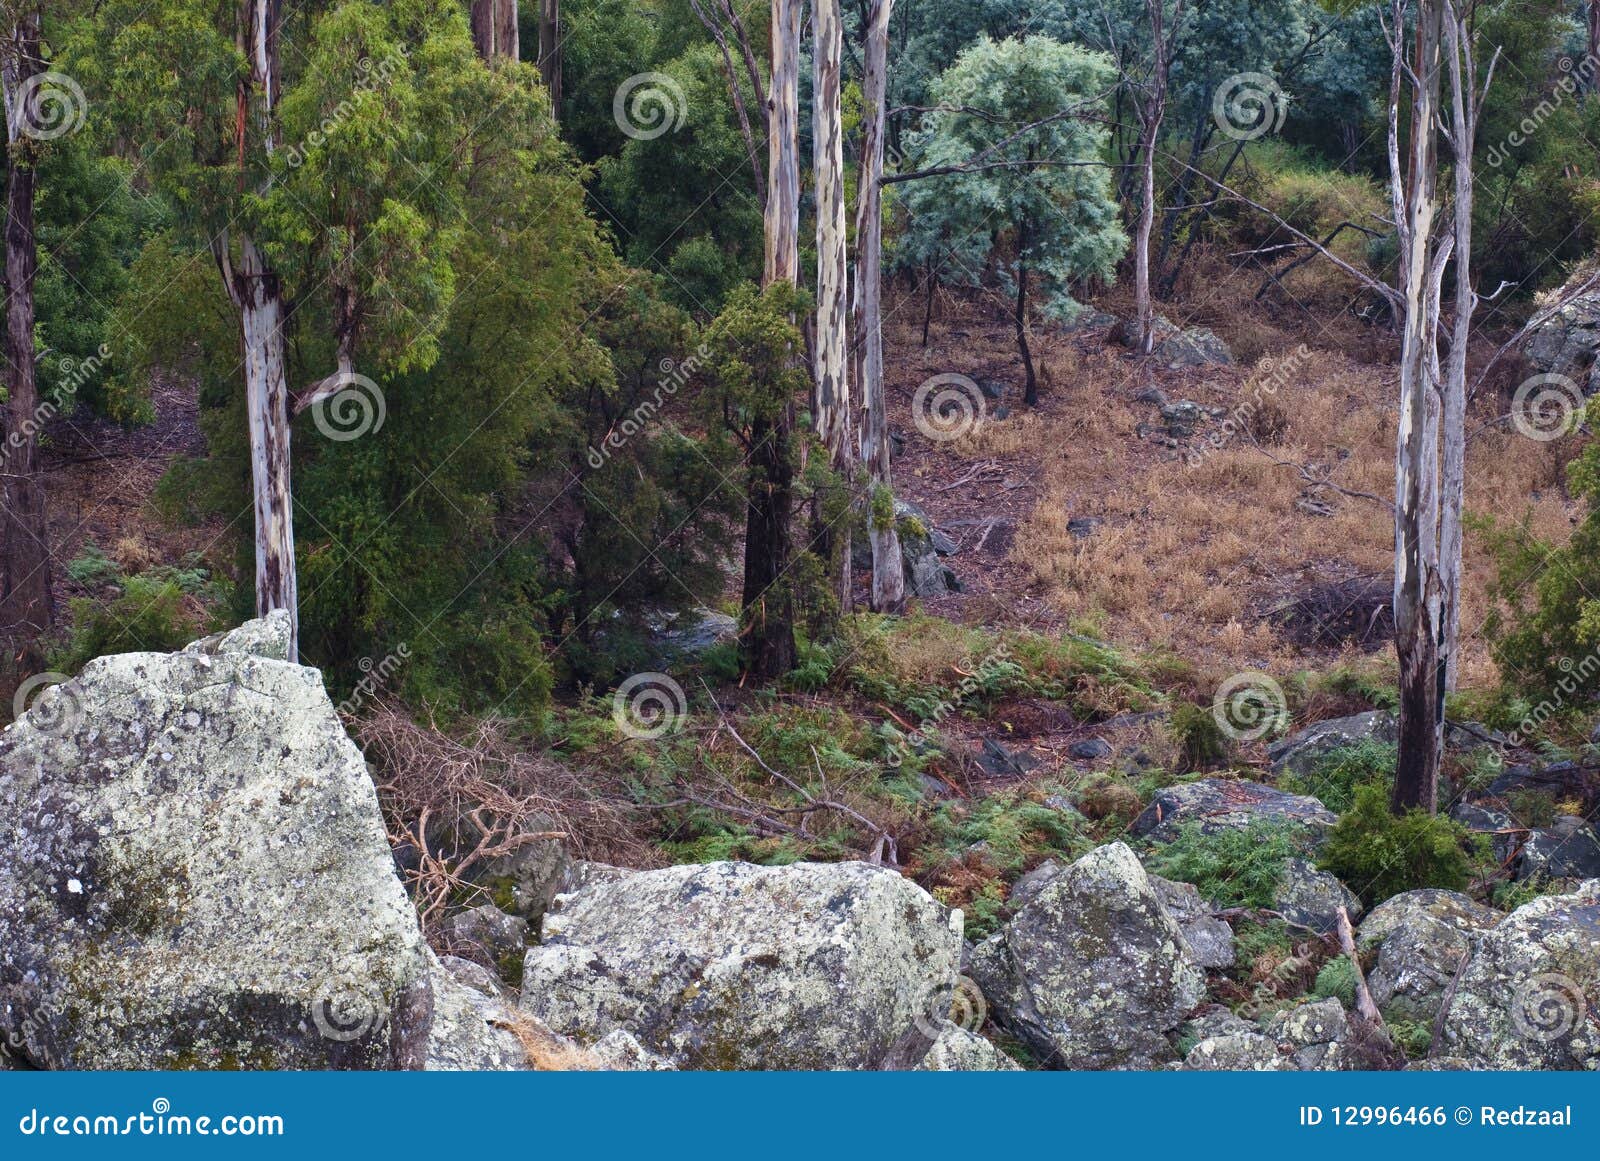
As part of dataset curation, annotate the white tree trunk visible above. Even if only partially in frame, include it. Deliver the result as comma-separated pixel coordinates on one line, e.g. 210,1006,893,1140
1390,0,1445,812
852,0,904,613
812,0,850,465
1133,0,1172,356
763,0,801,288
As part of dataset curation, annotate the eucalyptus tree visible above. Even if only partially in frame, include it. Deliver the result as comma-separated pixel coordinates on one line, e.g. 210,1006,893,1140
894,36,1127,406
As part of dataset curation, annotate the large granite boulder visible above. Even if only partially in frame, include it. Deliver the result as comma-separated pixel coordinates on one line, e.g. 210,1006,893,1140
0,614,433,1069
1267,711,1396,780
1131,779,1337,844
1516,818,1600,882
1441,879,1600,1069
968,843,1205,1069
520,860,963,1070
1357,890,1502,1026
1526,292,1600,383
1272,859,1361,934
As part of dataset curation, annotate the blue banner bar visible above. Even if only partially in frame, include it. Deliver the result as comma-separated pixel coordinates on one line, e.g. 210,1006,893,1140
2,1072,1595,1159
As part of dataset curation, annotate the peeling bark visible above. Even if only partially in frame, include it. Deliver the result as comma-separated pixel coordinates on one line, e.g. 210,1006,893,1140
763,0,801,289
852,0,903,613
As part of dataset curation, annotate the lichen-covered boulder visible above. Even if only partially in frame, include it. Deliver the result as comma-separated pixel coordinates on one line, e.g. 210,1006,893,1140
1150,875,1235,969
0,616,433,1069
1131,779,1337,844
911,1022,1023,1071
1272,859,1361,934
968,843,1205,1069
519,860,963,1070
1442,879,1600,1069
1264,998,1354,1070
439,903,529,977
1183,1032,1289,1071
425,958,525,1071
1516,818,1600,881
1526,291,1600,380
1357,890,1502,1025
1267,711,1396,780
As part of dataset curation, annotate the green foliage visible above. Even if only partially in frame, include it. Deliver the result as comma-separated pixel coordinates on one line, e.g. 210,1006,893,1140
50,576,204,673
1318,783,1475,905
897,36,1127,329
1168,701,1231,771
1312,955,1358,1008
1145,820,1303,909
1282,740,1397,814
66,544,122,590
927,790,1089,875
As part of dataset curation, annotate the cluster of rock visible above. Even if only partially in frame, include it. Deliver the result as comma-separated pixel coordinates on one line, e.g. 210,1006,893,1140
3,620,1597,1072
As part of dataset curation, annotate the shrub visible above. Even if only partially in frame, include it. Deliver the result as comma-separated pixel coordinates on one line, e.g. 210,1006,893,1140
1317,783,1475,905
50,575,202,672
1313,955,1358,1008
1145,820,1303,909
1168,701,1232,771
1282,739,1396,813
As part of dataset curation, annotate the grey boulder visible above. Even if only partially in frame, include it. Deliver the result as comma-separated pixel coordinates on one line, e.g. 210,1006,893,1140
1131,779,1336,843
1441,879,1600,1069
968,843,1205,1069
1267,711,1396,780
0,616,433,1069
1357,890,1502,1025
1272,859,1361,934
520,860,963,1070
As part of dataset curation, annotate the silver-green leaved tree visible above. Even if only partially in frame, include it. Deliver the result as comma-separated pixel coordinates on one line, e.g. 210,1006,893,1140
894,35,1127,407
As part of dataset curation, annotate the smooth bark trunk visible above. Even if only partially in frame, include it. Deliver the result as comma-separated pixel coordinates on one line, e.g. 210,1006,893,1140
812,0,850,467
537,0,559,106
471,0,518,61
852,0,903,613
763,0,801,288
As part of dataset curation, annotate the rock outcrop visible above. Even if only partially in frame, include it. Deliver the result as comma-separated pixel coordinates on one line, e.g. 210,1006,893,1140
1442,879,1600,1069
1357,890,1502,1025
520,860,963,1070
0,613,433,1069
1131,779,1337,843
969,843,1205,1069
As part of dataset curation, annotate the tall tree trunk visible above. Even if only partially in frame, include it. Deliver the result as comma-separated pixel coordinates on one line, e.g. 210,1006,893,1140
741,415,797,680
1391,0,1445,813
225,0,300,660
471,0,518,61
740,0,802,680
537,0,559,107
763,0,801,287
1133,0,1172,356
852,0,903,613
1016,223,1037,407
812,0,851,608
812,0,850,466
0,14,51,671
